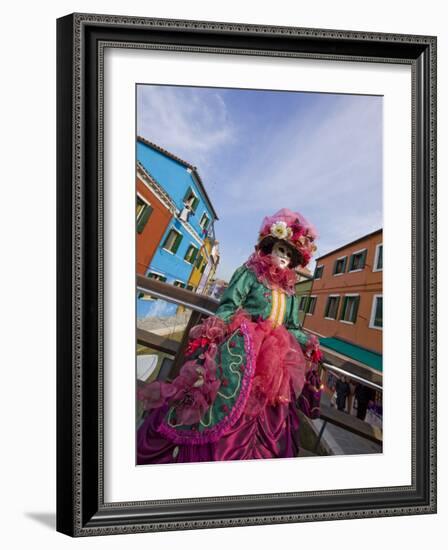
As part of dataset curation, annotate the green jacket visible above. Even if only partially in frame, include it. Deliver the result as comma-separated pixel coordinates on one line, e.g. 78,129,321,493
216,264,311,348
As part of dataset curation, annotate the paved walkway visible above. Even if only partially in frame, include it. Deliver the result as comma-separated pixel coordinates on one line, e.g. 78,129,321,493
312,394,382,455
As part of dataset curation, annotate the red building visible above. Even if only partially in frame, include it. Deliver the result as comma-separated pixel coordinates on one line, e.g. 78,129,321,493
136,163,175,275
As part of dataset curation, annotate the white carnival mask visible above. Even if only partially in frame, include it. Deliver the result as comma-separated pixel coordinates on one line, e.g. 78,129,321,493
271,241,293,269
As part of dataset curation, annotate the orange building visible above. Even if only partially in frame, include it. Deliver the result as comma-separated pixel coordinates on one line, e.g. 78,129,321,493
302,229,383,424
303,229,382,352
136,163,175,275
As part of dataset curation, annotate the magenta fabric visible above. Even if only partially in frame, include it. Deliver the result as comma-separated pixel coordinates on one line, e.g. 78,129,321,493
136,387,300,464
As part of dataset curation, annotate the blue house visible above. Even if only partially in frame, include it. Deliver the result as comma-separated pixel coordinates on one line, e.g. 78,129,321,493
137,137,219,318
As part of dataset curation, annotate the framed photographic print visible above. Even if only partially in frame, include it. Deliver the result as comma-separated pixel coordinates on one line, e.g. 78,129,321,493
56,13,437,536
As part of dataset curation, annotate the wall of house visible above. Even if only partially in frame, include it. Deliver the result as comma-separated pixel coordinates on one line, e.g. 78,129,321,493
137,140,215,236
136,176,172,275
303,231,382,352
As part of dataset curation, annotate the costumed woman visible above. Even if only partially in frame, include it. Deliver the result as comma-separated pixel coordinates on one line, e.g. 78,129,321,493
137,208,323,464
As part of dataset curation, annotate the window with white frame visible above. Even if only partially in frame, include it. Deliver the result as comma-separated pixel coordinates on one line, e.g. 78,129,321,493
298,295,308,311
370,295,383,329
184,244,199,264
324,295,340,320
183,187,199,213
306,296,317,315
373,243,383,271
147,272,167,282
333,256,347,275
348,249,367,272
339,295,360,323
199,212,210,231
136,194,153,234
139,271,168,300
173,280,186,289
162,228,183,253
314,265,324,279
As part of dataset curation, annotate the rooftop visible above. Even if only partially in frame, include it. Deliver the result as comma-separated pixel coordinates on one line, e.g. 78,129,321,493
316,228,382,262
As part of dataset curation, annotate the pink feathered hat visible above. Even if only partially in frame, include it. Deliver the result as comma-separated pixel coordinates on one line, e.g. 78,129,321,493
257,208,318,268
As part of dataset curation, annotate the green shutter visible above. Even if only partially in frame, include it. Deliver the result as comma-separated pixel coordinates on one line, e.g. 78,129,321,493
339,298,347,320
335,296,341,318
375,297,383,327
377,246,383,269
162,230,172,249
342,257,347,272
349,255,354,271
183,187,192,202
360,250,367,268
351,296,360,323
324,297,330,317
192,197,199,212
137,204,153,233
191,247,199,263
172,232,182,253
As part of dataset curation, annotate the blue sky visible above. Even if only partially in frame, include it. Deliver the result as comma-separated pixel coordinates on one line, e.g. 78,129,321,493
137,85,383,281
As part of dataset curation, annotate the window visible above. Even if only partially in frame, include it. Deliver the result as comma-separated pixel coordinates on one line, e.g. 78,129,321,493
340,295,360,323
200,260,207,274
298,296,308,311
183,187,199,213
195,253,204,269
306,296,317,315
373,243,383,271
162,228,183,253
370,295,383,329
186,284,195,292
147,272,167,282
173,280,186,289
184,244,199,264
136,195,153,234
348,249,367,271
141,272,167,300
333,256,347,275
324,296,340,319
314,265,324,279
199,213,210,231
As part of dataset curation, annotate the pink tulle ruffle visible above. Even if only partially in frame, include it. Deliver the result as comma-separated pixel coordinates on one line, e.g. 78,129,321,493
245,251,297,295
242,318,307,416
138,344,221,425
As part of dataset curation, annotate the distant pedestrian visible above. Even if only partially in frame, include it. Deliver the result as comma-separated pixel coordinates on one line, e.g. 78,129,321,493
335,376,350,412
355,383,375,421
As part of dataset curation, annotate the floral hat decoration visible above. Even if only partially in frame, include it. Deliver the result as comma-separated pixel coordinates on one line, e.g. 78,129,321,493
257,208,318,268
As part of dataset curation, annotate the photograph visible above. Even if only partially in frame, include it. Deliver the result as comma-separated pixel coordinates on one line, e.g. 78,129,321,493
135,84,383,465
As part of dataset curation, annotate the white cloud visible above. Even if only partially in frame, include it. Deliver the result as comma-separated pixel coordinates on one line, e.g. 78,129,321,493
137,85,237,168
